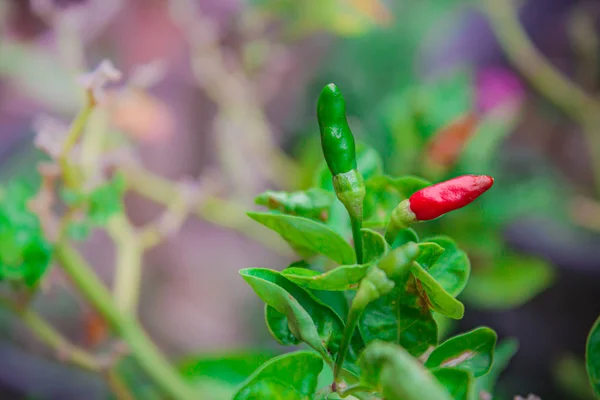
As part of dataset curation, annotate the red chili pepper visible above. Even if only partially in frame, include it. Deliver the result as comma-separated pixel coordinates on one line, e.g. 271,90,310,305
408,175,494,221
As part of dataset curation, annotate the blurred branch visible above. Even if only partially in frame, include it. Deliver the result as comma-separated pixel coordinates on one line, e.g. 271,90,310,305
121,165,293,257
483,0,600,197
567,4,600,90
168,0,300,192
54,242,197,400
0,297,134,399
0,296,100,371
107,214,143,315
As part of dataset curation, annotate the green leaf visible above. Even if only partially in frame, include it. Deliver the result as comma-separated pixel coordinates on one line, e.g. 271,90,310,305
586,315,600,397
359,341,452,400
431,368,475,400
233,351,323,400
247,212,355,265
361,228,389,264
426,237,470,297
255,188,334,222
359,274,437,358
425,327,497,377
87,173,126,225
281,264,370,291
410,262,464,319
240,269,364,374
179,351,275,385
391,228,419,249
0,182,53,288
417,242,445,269
178,351,275,399
476,338,518,395
461,253,554,309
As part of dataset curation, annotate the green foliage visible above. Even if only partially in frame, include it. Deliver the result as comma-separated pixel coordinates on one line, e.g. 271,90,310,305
425,327,497,377
240,268,364,375
232,351,323,400
461,253,554,310
0,182,52,288
586,316,600,397
240,93,520,398
61,173,126,240
359,341,452,400
247,212,355,264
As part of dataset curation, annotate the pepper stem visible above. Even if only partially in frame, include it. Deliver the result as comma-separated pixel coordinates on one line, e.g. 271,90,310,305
333,304,362,383
332,170,366,264
350,217,364,264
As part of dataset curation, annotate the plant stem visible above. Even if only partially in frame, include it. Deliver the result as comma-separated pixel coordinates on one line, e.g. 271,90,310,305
54,242,197,400
350,217,364,264
333,305,363,384
107,214,143,315
59,99,94,187
337,383,372,398
483,0,600,197
0,297,99,371
120,165,292,256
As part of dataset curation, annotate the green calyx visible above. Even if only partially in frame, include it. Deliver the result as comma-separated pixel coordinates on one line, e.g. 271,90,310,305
317,83,357,176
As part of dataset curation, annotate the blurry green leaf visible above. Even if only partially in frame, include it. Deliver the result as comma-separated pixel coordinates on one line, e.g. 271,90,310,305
247,212,355,265
553,354,597,400
462,253,554,310
410,262,464,319
586,315,600,397
0,182,52,288
416,242,445,269
475,338,518,395
255,189,334,222
361,228,389,264
426,236,471,297
233,351,323,400
360,274,437,358
240,269,363,374
431,367,475,400
425,327,497,377
281,264,370,291
359,341,452,400
415,69,473,140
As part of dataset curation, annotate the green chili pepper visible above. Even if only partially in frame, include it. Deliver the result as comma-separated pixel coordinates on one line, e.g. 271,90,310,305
317,83,357,176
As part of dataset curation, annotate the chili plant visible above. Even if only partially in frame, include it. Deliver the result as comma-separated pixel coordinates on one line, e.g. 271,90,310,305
239,84,520,399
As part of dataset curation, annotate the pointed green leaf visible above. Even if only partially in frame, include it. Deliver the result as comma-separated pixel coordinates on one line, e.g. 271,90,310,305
426,237,470,297
425,327,497,377
391,228,419,249
240,268,363,374
411,262,464,319
431,368,475,400
586,315,600,396
417,242,445,269
254,188,334,222
359,274,438,358
462,253,554,309
247,212,355,265
361,228,389,264
281,264,370,291
233,351,323,400
359,341,452,400
476,338,518,395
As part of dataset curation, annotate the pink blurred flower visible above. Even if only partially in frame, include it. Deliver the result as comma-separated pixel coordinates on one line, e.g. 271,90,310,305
475,66,525,113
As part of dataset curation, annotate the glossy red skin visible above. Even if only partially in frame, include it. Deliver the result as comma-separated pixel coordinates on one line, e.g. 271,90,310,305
408,175,494,221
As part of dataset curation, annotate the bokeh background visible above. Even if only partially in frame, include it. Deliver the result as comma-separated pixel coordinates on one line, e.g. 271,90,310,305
1,0,600,399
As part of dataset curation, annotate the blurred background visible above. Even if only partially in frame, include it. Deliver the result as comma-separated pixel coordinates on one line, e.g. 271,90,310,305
1,0,600,399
